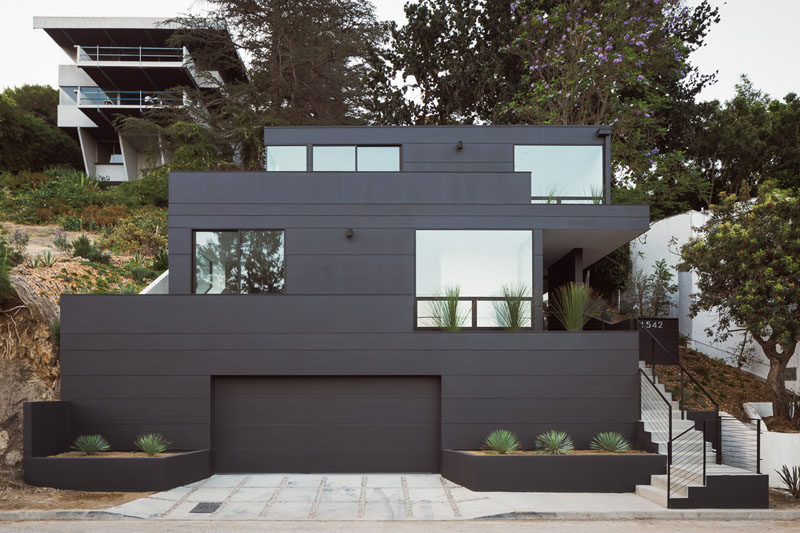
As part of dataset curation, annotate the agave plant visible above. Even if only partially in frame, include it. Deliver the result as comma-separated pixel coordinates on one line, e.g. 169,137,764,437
535,430,574,455
590,432,632,452
548,280,604,331
26,256,41,269
483,429,521,454
430,285,467,332
777,465,800,498
134,433,170,456
494,284,530,331
71,434,111,455
41,251,57,267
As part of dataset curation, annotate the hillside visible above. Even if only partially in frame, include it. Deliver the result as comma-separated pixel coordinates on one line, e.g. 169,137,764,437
654,345,778,423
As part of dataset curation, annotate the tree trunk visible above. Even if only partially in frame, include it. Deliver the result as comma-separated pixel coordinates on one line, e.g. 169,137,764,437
755,336,796,419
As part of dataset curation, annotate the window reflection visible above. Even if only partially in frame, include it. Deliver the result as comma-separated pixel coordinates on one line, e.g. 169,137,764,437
357,146,400,171
313,146,356,171
514,145,603,201
194,230,285,294
266,146,307,171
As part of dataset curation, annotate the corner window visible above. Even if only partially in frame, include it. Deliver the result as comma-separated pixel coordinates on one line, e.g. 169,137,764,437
514,145,603,203
415,230,532,327
194,230,284,294
266,146,307,171
312,145,400,171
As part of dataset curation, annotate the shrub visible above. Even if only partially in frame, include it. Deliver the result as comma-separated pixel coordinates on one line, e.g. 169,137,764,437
589,432,632,452
49,318,60,346
535,430,574,455
10,229,29,255
777,465,800,498
41,251,57,267
101,208,168,255
152,248,169,272
483,429,521,454
127,263,156,284
52,230,71,252
71,234,111,264
494,284,530,331
71,434,110,455
134,433,170,456
26,256,41,268
430,285,467,332
549,281,604,331
0,254,15,305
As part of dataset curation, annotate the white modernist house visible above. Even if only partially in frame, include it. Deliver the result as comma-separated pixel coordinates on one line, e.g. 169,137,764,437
630,210,799,394
34,16,244,182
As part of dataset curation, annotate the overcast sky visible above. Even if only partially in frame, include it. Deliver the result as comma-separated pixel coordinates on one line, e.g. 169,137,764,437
2,0,798,104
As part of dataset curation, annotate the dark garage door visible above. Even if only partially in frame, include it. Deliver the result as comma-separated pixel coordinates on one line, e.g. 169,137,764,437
213,376,441,473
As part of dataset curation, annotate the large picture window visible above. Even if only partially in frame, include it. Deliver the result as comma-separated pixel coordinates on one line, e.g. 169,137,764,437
514,145,603,203
416,230,532,327
194,230,285,294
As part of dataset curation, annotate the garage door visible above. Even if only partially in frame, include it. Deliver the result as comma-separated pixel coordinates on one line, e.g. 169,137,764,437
212,376,440,473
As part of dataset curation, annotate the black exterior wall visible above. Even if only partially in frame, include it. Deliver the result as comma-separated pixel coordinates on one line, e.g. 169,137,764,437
53,125,652,475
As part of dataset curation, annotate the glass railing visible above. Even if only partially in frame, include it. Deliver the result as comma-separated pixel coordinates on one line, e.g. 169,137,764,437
76,46,185,63
77,88,180,106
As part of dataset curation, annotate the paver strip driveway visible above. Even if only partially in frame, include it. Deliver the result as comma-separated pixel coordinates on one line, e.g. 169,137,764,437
103,474,665,521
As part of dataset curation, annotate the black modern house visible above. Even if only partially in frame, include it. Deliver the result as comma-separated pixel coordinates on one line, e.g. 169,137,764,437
24,126,768,508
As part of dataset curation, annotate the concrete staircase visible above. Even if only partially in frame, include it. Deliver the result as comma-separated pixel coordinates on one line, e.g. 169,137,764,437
635,363,767,508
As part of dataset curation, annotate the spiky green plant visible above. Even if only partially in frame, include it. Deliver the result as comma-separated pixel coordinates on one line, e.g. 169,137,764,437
430,285,467,332
494,284,530,331
134,433,170,456
549,280,604,331
71,434,111,455
590,432,632,452
776,465,800,498
483,429,521,454
587,184,604,204
41,251,57,267
535,430,574,455
26,256,41,268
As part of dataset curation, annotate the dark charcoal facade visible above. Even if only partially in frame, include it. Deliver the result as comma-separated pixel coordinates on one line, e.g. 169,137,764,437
53,126,650,474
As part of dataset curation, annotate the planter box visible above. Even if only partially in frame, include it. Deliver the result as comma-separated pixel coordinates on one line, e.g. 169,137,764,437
442,450,666,492
24,450,211,492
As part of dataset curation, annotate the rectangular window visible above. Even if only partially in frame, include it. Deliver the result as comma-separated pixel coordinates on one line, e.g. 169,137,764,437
415,230,532,327
356,146,400,171
312,145,400,171
514,145,603,202
266,146,307,171
313,146,356,171
194,230,284,294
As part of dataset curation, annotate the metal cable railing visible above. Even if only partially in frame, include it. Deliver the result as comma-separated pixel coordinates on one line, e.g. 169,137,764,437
669,426,706,497
76,45,184,62
639,369,672,461
720,416,762,473
78,89,180,107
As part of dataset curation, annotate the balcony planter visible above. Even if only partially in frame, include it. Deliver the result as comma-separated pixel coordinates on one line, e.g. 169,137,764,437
24,449,210,492
442,449,666,492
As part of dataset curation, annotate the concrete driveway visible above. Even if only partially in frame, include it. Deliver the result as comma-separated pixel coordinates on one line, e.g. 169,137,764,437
103,473,665,521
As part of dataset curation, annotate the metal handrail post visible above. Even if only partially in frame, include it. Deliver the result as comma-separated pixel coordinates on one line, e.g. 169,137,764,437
702,419,707,485
680,369,685,419
716,414,722,465
756,419,761,474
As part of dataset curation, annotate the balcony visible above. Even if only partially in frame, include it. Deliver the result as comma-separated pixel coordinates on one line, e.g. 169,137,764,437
76,45,186,64
77,88,180,108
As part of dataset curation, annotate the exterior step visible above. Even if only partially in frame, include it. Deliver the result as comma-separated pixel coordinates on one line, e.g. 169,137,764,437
635,483,669,507
649,474,694,497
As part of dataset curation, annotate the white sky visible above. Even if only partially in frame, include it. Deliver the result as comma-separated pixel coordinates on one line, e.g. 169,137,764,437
1,0,798,104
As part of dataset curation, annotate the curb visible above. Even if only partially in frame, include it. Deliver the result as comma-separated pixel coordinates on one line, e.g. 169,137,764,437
0,510,134,521
475,510,800,521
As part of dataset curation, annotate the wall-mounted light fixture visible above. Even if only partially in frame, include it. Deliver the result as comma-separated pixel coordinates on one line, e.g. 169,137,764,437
345,228,354,239
456,140,463,150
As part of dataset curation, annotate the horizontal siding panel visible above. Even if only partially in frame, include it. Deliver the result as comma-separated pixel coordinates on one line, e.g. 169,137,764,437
442,375,637,399
402,143,512,163
403,162,514,172
61,375,209,399
287,254,414,294
71,398,209,425
285,228,414,255
442,398,637,424
60,349,638,376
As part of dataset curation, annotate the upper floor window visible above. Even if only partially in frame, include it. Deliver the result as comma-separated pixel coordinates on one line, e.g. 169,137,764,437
194,230,285,294
313,145,399,172
266,146,307,171
514,145,603,203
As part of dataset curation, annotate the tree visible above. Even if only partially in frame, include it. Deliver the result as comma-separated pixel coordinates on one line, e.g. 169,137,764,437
121,0,390,169
0,92,83,172
679,182,800,416
2,85,60,126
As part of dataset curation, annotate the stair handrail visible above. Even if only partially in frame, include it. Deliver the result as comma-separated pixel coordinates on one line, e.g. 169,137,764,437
638,368,673,465
636,319,719,417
